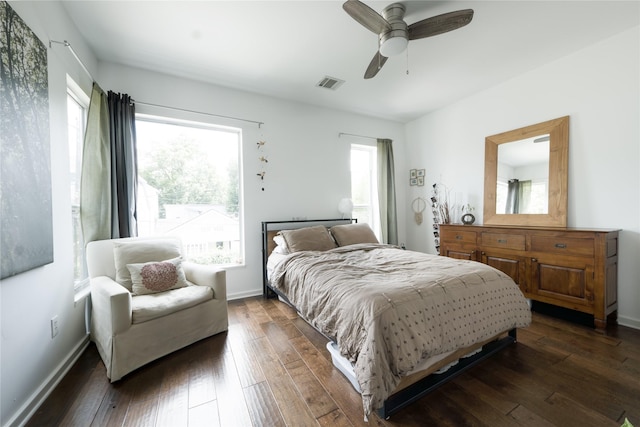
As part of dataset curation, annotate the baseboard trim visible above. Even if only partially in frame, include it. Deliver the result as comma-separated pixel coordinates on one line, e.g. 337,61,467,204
227,289,262,301
618,315,640,330
5,335,90,427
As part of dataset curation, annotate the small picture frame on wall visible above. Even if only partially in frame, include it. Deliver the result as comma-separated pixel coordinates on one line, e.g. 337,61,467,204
417,169,425,177
410,169,417,179
410,178,418,186
417,176,424,186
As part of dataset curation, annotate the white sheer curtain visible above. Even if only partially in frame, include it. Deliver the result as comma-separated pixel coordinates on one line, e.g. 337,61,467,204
80,83,111,244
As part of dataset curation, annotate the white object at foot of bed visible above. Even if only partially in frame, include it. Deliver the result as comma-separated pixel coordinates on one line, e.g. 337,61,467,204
326,341,481,394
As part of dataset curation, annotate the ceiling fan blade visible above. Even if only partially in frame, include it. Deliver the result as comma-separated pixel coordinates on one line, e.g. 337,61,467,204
364,51,388,79
343,0,391,35
408,9,474,40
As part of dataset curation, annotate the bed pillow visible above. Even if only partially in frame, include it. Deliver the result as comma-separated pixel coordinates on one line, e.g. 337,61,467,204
127,257,188,295
113,240,182,291
279,226,337,253
330,223,379,246
272,234,290,254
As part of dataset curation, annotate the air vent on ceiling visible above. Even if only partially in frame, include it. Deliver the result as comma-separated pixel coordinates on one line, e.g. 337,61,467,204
316,76,345,91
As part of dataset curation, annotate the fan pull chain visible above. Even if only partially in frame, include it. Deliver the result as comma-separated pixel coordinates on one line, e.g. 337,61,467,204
406,46,410,76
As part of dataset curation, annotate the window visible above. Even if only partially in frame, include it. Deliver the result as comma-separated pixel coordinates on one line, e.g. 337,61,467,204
67,80,89,292
496,178,548,214
350,144,380,238
136,116,243,266
496,179,508,213
528,180,549,213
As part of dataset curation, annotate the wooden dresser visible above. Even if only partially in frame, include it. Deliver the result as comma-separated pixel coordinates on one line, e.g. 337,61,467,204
439,224,620,331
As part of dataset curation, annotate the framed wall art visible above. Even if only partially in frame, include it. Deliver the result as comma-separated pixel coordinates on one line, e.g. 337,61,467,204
0,1,54,279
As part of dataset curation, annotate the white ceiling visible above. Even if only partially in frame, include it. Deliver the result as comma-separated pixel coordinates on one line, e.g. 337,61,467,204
61,1,639,123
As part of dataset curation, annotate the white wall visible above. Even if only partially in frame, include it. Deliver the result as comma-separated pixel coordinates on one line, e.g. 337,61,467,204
1,2,96,426
98,63,407,300
405,26,640,328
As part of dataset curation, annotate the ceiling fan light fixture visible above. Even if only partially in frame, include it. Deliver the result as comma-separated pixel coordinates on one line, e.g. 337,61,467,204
343,1,474,79
379,35,407,57
533,135,550,143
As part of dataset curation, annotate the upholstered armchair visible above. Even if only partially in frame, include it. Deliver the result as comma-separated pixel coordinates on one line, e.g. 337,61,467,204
86,236,228,382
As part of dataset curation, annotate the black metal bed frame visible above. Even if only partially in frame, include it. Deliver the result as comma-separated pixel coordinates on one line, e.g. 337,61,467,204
260,219,518,419
377,329,517,419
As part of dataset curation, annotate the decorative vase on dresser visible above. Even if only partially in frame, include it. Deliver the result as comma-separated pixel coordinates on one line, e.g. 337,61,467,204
439,224,620,332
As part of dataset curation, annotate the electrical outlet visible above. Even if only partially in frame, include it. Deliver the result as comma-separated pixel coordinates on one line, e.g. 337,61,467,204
51,316,59,338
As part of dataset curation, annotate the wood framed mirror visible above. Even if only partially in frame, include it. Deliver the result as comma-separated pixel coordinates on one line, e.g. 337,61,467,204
483,116,569,227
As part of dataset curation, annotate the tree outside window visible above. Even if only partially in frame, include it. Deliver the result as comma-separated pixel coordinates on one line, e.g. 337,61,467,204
136,117,243,265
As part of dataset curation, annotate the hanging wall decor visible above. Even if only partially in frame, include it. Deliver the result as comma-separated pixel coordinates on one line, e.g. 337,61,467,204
410,169,417,186
256,135,267,191
0,1,54,279
410,169,425,186
411,197,426,225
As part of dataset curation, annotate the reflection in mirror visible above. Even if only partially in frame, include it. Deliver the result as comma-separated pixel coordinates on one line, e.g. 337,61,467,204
496,135,549,214
483,116,569,228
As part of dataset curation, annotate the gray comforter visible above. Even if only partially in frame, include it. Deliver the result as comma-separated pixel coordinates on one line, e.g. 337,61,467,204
270,243,531,416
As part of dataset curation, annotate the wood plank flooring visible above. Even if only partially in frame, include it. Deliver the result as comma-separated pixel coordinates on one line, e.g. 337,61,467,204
26,297,640,427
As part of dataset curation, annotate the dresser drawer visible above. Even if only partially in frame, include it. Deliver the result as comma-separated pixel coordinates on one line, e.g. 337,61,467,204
480,232,525,250
440,229,477,244
530,236,594,257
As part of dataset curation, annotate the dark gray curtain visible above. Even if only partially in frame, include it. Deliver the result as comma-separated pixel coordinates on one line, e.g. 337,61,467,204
505,179,518,213
505,179,519,213
377,139,398,245
505,178,532,214
108,91,137,238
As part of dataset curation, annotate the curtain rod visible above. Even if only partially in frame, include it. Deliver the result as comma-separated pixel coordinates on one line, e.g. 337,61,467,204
135,101,264,128
339,132,379,141
50,39,264,129
49,40,94,82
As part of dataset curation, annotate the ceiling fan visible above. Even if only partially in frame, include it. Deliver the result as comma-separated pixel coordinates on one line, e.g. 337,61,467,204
343,0,474,79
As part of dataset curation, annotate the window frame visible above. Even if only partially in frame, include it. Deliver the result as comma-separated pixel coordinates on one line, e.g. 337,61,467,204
66,77,90,297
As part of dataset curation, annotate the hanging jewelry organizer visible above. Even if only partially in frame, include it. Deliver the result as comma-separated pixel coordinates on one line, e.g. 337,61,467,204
430,182,450,254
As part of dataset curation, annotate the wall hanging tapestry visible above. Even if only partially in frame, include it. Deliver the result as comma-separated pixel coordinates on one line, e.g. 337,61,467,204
0,1,54,279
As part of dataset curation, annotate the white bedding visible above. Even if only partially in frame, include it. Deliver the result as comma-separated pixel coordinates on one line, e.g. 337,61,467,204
266,252,288,280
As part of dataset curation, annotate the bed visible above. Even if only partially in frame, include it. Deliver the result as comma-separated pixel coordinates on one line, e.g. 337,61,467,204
261,219,531,420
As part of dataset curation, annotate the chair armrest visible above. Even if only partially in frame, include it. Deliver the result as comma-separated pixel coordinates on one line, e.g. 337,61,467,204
183,262,227,301
90,276,132,335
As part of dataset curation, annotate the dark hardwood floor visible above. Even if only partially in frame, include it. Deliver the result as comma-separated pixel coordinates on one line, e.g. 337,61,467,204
26,297,640,427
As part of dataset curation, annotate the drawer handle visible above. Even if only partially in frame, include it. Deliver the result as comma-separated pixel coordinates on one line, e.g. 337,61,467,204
555,243,567,249
497,239,507,243
456,235,463,240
